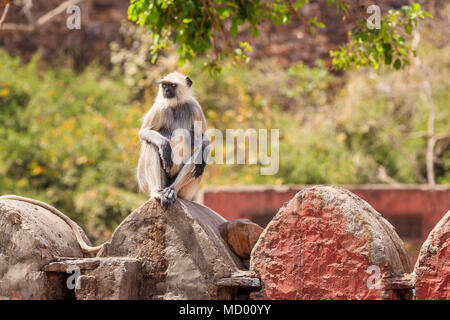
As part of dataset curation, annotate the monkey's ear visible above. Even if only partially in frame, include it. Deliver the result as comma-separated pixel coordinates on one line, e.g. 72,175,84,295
155,79,164,84
185,76,193,88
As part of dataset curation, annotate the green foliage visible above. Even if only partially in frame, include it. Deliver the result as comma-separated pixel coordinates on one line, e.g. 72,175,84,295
128,1,430,72
0,84,30,127
0,53,146,242
183,34,449,186
330,4,432,70
331,34,450,184
0,23,448,240
127,0,300,70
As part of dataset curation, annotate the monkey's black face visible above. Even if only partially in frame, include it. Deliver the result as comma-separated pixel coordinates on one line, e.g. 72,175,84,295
161,82,177,99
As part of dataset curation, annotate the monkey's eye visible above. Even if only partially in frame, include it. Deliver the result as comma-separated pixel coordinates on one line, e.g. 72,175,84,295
171,83,177,88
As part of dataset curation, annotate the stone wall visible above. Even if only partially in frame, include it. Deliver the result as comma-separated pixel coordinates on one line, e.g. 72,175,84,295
250,187,414,300
1,187,448,300
199,185,450,260
0,198,244,300
414,210,450,299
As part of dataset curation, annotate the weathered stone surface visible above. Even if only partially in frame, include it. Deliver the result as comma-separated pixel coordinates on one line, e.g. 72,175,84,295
98,198,244,299
0,199,90,299
1,196,246,300
250,186,413,300
43,258,101,272
43,257,125,299
215,276,260,288
220,219,263,259
414,210,450,300
384,273,415,290
74,258,141,300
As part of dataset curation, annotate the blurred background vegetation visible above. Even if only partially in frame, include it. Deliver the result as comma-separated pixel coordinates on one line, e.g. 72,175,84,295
0,0,448,242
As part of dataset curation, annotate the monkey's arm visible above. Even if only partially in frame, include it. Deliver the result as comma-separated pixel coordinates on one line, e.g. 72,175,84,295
193,137,210,178
139,127,169,146
139,127,173,172
166,135,210,194
192,108,209,178
168,105,208,189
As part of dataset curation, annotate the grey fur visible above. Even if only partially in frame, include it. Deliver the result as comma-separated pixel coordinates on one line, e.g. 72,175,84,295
137,72,208,210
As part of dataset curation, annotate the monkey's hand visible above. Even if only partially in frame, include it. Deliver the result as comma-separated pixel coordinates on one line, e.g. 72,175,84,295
160,186,177,210
139,128,168,147
158,141,173,173
150,188,164,200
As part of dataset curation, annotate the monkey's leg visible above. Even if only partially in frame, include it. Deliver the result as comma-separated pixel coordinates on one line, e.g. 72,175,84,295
161,139,209,209
137,142,168,201
159,162,193,210
177,176,202,200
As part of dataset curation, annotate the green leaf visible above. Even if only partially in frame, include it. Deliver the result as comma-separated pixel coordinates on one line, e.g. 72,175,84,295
294,0,309,10
220,10,230,19
382,43,392,52
393,58,401,69
384,52,392,65
405,23,412,35
316,22,326,29
230,17,238,36
177,58,186,67
401,5,412,15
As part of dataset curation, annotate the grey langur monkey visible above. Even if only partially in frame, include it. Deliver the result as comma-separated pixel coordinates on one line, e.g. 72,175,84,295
137,72,210,210
0,72,209,254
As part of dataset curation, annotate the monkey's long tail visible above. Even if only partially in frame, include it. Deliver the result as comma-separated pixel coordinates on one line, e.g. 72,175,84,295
0,195,103,254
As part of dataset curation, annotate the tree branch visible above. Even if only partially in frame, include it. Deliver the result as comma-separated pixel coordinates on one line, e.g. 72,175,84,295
377,165,401,185
207,0,233,54
0,0,89,32
21,0,35,25
426,96,436,186
286,0,308,31
37,0,85,26
409,132,450,141
0,3,10,28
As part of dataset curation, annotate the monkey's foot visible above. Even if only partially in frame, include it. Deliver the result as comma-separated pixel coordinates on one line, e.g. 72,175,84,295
161,186,177,210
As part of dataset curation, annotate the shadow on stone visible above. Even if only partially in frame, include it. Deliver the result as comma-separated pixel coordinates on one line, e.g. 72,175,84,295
98,198,244,299
0,197,246,300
